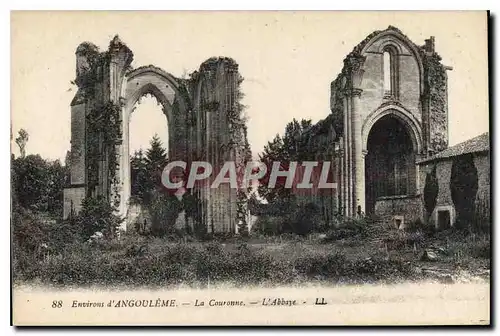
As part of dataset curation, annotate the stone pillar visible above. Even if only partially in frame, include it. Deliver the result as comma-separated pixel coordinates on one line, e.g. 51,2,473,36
342,91,353,218
351,88,365,215
120,103,132,227
63,42,100,219
108,36,133,226
63,101,87,220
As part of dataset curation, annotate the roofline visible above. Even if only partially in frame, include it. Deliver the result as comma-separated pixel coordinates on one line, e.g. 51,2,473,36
417,149,490,165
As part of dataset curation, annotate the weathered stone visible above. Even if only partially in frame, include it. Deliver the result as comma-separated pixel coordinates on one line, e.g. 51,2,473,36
63,36,251,234
302,26,451,220
421,250,439,262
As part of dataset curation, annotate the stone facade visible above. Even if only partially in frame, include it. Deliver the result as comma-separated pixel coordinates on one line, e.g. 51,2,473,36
63,36,251,234
302,26,452,223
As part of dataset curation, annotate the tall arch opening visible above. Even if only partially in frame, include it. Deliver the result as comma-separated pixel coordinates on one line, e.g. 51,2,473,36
123,90,176,235
382,45,399,99
128,94,169,205
383,51,392,93
364,114,416,214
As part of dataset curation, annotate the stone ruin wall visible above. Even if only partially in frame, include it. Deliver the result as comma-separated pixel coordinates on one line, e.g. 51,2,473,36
64,36,251,234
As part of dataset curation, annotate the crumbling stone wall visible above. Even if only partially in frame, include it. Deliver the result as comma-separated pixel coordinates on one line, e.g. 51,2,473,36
63,36,251,234
421,50,450,154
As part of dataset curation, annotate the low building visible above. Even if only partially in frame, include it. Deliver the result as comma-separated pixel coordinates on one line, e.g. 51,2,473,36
417,132,490,230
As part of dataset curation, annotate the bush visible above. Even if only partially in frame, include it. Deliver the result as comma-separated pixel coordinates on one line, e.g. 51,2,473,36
76,196,123,239
383,230,426,251
295,252,347,278
251,216,283,236
289,203,321,236
349,257,414,282
14,237,423,287
12,205,48,257
469,239,490,259
148,191,183,237
321,216,370,242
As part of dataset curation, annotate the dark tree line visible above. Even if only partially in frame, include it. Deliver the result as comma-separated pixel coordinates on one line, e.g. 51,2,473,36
258,118,313,203
11,154,69,218
255,118,329,235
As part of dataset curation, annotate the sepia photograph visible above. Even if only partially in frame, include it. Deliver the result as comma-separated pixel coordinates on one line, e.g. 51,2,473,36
10,10,490,326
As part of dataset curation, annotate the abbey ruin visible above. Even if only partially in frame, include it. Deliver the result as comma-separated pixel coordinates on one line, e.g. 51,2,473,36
63,35,251,233
288,26,488,230
64,27,490,233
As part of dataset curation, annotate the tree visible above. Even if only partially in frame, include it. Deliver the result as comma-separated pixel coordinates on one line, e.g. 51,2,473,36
451,154,478,230
236,189,249,236
148,190,183,237
76,196,123,239
130,149,150,204
46,159,68,217
12,154,51,211
15,129,29,158
145,134,168,189
11,155,68,217
146,134,168,172
423,164,438,222
183,191,205,237
258,118,313,203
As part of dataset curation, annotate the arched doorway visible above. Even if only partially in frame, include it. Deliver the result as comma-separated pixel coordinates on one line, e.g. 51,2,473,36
365,114,417,215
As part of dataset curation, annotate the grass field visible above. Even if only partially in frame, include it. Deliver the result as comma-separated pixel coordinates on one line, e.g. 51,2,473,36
12,223,490,288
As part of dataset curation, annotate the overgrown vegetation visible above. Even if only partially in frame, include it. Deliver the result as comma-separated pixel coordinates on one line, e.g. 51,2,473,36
129,134,189,237
13,218,490,288
10,128,491,289
13,234,417,287
11,153,68,218
12,196,491,288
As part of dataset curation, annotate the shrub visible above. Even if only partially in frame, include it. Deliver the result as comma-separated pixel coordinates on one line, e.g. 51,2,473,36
148,190,183,237
383,230,426,251
295,252,348,278
289,202,321,236
13,239,428,287
349,257,414,282
321,216,370,242
251,216,283,236
470,240,490,259
47,218,84,249
76,196,123,239
12,205,48,256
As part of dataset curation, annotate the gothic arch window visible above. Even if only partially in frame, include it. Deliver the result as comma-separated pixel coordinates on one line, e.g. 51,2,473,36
382,45,399,99
365,114,416,214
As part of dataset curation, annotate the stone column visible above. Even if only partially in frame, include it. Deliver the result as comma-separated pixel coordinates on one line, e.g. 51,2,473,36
338,141,346,219
342,91,352,218
351,88,365,215
119,100,131,228
108,36,133,226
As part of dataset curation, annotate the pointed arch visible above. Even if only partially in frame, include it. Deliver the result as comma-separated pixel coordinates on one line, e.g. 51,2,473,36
360,30,425,94
381,44,399,98
362,104,423,155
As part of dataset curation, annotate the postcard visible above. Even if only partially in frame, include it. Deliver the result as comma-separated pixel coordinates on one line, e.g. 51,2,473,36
11,10,490,326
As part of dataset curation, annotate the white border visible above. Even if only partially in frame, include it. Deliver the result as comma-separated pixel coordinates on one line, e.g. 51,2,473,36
3,2,498,335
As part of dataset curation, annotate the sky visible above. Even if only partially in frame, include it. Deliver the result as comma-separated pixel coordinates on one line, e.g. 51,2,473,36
11,11,489,162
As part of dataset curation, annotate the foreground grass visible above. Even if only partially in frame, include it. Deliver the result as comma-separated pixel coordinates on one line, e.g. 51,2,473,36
13,228,490,288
